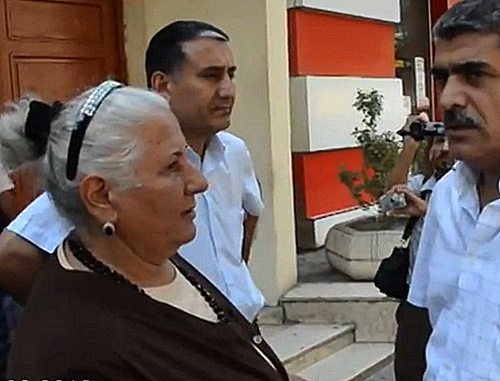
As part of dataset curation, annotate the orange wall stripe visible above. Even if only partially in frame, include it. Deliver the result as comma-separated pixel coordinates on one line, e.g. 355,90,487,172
293,147,367,219
288,9,395,78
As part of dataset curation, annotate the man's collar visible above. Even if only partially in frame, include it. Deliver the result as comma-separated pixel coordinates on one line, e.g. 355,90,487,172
452,161,500,203
187,133,226,164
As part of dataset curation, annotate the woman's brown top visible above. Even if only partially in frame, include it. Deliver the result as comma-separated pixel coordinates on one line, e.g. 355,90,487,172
7,257,285,381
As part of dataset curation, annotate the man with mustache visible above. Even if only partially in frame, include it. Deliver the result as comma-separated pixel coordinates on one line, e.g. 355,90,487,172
407,0,500,379
0,21,266,323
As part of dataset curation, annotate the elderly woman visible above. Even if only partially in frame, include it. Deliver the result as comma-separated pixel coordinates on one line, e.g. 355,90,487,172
4,81,290,381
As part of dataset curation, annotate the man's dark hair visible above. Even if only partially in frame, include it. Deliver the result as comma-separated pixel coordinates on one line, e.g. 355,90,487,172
434,0,500,41
145,20,230,87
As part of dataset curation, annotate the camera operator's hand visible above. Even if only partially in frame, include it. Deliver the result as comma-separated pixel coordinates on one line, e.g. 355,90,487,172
403,134,420,150
398,112,430,142
388,184,427,217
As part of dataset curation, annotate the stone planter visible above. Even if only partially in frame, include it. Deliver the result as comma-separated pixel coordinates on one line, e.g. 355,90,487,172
325,216,407,280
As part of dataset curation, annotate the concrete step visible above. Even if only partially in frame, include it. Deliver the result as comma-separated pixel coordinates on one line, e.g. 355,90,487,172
281,283,398,342
259,306,284,325
261,324,355,374
298,343,394,381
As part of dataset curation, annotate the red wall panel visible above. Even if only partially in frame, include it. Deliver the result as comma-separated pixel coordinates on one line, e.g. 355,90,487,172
293,147,367,219
288,9,395,78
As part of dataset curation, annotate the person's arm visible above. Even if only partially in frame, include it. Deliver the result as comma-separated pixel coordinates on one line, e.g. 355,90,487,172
0,189,17,222
242,214,258,263
0,231,47,304
385,136,420,190
239,142,264,263
0,193,73,304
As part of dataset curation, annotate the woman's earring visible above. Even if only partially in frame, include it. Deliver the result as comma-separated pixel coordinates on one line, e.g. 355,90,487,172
102,221,116,236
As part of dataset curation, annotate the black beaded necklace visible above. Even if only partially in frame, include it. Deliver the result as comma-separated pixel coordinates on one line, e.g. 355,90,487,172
67,234,228,323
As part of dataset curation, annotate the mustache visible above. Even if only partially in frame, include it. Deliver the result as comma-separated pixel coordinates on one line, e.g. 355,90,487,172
444,109,481,130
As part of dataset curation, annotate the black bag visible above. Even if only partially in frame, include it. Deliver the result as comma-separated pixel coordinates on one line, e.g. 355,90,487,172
374,217,418,300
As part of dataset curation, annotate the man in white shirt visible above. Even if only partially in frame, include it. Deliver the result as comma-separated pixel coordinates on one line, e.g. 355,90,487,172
0,21,265,322
408,0,500,379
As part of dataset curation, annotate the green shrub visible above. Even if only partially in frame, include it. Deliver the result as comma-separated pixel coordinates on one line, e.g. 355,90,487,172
339,89,401,206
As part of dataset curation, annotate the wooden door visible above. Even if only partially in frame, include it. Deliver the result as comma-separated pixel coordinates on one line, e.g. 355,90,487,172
0,0,126,217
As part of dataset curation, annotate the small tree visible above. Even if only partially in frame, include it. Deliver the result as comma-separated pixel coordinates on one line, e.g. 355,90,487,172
339,89,401,205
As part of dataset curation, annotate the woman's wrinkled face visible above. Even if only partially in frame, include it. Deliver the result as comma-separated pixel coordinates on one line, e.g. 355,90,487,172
112,111,208,262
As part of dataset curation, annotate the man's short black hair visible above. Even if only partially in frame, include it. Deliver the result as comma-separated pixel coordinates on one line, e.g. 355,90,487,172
434,0,500,41
145,20,230,87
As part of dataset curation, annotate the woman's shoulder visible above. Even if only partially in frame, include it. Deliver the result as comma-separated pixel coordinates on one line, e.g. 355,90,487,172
8,262,129,378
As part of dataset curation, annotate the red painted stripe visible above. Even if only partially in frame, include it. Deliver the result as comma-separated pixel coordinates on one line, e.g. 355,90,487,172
293,148,372,219
288,9,395,78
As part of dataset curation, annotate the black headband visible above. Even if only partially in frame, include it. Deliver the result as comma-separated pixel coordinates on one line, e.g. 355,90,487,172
25,100,63,156
66,80,124,181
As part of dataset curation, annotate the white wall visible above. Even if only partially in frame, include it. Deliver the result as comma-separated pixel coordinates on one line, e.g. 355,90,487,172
123,0,297,304
287,0,401,23
290,76,409,152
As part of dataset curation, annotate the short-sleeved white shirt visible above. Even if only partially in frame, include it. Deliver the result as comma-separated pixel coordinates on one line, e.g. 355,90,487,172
408,161,500,380
6,132,265,321
179,132,265,322
7,192,72,254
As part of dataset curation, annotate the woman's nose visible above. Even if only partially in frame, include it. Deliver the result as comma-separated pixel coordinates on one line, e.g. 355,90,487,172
186,163,208,195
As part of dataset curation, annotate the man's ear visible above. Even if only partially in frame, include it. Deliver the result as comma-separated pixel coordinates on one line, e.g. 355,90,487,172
79,175,117,225
151,71,173,99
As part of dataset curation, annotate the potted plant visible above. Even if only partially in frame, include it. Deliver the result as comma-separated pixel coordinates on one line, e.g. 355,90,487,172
324,89,411,280
338,89,400,206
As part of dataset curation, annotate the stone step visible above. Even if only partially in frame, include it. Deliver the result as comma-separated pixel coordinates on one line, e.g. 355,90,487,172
261,324,355,374
259,306,284,325
298,343,394,381
281,283,398,342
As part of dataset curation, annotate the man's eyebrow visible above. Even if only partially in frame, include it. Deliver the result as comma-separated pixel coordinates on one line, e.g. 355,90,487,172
453,61,493,73
432,61,494,76
199,65,237,73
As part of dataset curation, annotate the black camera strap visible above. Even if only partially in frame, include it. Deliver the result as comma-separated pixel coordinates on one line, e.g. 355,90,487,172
401,190,431,242
402,216,419,241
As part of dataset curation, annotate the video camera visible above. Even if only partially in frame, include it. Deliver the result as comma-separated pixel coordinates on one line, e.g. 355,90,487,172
397,121,445,142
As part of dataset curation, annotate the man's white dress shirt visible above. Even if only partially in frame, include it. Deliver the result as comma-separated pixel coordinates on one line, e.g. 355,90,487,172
7,132,265,322
179,132,265,321
408,161,500,380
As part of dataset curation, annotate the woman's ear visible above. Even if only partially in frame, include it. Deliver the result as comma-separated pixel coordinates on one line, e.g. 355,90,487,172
79,175,117,224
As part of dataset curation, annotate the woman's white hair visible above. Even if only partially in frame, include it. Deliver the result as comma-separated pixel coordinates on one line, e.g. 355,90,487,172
0,85,170,227
0,95,42,170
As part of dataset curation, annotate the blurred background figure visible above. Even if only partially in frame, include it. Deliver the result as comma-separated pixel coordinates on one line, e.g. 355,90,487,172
383,111,453,381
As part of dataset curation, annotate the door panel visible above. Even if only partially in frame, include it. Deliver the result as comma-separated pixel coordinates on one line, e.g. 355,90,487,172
0,0,125,103
8,0,104,42
12,57,106,100
0,0,125,218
